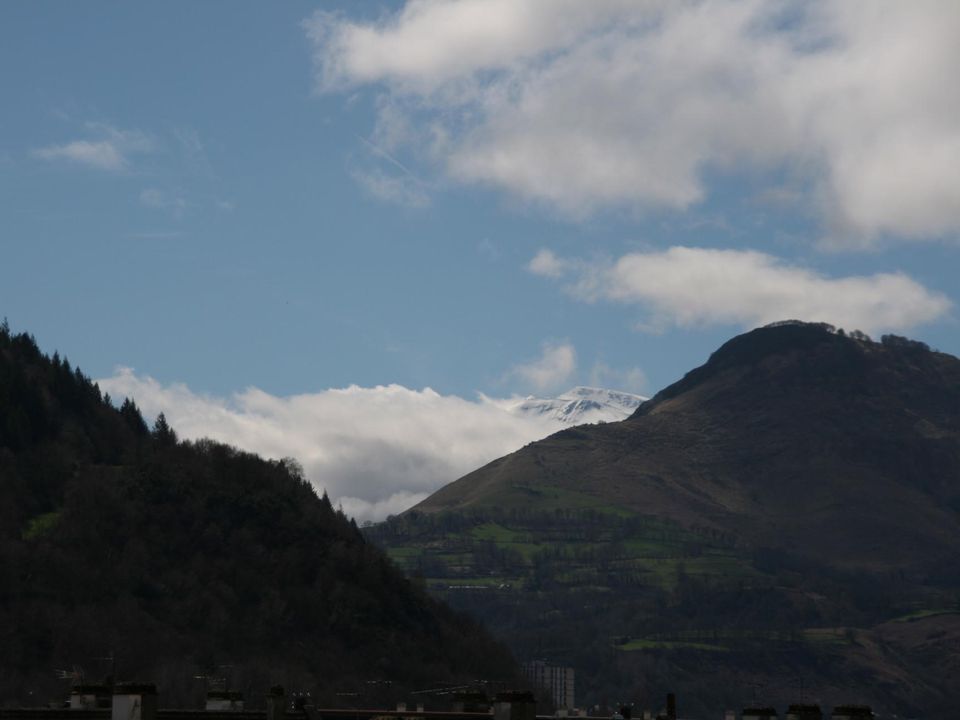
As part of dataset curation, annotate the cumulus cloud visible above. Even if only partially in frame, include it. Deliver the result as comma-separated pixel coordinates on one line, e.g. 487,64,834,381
33,123,153,171
506,342,577,393
546,246,951,335
97,370,568,523
305,1,960,243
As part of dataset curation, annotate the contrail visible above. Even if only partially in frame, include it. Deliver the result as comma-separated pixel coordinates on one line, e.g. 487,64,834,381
355,133,423,182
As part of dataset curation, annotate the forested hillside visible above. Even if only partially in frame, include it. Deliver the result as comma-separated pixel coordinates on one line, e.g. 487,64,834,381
0,321,516,707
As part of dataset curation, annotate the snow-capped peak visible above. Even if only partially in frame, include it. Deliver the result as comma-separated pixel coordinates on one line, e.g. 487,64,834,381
504,386,647,425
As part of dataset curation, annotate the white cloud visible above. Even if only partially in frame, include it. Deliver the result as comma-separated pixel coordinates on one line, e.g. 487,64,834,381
33,140,127,171
528,249,568,279
551,246,951,335
305,1,637,93
306,1,960,243
340,491,430,525
97,369,568,523
33,124,154,171
506,342,577,392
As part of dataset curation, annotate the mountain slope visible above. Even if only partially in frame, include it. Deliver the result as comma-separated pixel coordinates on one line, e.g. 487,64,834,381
0,324,516,706
416,322,960,570
372,322,960,716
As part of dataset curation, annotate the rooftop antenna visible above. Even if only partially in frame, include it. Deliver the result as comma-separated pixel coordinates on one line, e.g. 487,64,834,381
54,666,85,686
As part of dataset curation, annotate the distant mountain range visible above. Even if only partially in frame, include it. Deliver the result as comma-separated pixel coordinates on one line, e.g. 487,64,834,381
372,322,960,717
502,386,647,425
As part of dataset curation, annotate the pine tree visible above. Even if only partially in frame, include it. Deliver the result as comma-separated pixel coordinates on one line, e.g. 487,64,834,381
152,412,178,446
120,398,149,435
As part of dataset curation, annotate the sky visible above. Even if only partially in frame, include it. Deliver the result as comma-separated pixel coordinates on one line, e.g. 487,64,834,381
3,1,959,520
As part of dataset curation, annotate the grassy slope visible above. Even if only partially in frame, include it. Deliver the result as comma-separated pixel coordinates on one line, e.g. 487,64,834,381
414,325,960,574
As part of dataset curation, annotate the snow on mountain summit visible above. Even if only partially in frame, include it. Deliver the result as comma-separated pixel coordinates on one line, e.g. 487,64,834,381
504,386,647,425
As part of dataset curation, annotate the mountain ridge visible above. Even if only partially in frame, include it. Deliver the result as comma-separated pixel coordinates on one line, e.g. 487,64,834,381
414,321,960,569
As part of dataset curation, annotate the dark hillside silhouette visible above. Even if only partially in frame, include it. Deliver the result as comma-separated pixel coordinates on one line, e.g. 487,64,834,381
0,321,516,707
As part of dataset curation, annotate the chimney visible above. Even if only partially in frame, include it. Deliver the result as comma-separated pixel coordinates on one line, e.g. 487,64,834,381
112,684,157,720
206,691,244,712
453,692,489,713
71,686,111,710
266,686,285,720
494,691,536,720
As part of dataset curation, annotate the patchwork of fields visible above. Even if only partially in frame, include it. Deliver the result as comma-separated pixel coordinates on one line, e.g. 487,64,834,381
367,507,959,714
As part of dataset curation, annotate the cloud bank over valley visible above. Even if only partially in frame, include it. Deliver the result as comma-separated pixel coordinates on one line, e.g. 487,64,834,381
98,369,620,522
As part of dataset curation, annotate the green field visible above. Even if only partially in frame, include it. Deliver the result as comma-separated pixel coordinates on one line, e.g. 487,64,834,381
890,608,958,623
370,508,761,596
21,510,61,540
617,639,729,652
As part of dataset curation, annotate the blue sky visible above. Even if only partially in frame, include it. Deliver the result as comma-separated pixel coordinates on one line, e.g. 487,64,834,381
3,1,958,519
